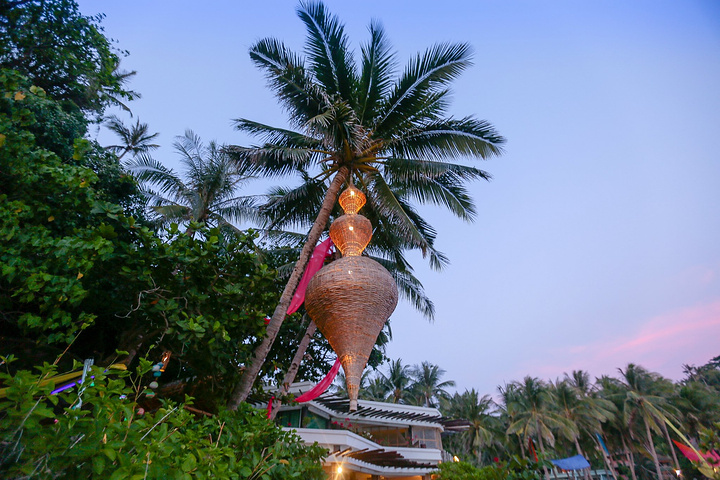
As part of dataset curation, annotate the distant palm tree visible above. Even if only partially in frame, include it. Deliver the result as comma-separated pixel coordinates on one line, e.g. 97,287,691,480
506,376,577,480
618,364,679,480
597,374,639,480
128,130,257,237
553,380,617,480
382,358,414,404
105,115,159,162
498,382,525,457
442,389,502,465
563,371,619,480
410,361,455,407
676,380,720,443
362,374,391,402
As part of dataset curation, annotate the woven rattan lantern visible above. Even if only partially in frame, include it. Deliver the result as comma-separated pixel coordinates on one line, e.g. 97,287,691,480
305,185,398,411
338,185,365,214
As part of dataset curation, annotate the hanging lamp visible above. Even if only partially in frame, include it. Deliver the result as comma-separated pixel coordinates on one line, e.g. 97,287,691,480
304,185,398,411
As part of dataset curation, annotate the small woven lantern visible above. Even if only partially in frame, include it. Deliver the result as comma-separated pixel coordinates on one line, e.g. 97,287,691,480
305,185,398,411
338,185,365,214
330,214,372,256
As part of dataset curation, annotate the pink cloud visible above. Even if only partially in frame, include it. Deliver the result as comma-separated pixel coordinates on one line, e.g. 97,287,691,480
522,300,720,382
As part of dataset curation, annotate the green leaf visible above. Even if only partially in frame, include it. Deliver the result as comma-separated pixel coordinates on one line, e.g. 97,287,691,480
92,455,106,474
181,453,197,472
109,467,129,480
103,447,117,461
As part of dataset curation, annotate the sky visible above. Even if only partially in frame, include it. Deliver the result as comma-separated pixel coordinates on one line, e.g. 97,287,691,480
78,0,720,396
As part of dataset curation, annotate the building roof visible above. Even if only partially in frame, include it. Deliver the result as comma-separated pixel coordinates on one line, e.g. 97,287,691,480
291,428,442,475
312,394,444,424
338,447,436,469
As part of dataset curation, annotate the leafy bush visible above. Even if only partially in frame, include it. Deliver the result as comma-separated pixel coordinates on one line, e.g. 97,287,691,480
0,360,326,479
434,456,549,480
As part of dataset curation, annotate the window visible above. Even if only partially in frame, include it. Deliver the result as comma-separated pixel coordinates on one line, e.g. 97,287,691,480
301,411,328,429
276,409,301,428
412,426,440,449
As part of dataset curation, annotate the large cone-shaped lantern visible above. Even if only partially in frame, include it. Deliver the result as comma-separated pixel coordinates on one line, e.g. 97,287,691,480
305,186,398,410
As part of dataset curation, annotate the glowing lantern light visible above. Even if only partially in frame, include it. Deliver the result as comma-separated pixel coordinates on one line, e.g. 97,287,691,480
305,185,398,411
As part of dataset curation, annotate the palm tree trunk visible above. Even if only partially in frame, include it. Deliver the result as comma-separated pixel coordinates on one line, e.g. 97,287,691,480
591,433,618,480
621,435,638,480
644,420,663,480
535,418,550,480
116,148,130,162
660,421,680,472
574,438,592,480
227,166,349,409
519,435,526,458
268,319,317,420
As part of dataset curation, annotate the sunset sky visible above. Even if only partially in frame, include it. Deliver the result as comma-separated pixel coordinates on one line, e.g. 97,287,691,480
78,0,720,396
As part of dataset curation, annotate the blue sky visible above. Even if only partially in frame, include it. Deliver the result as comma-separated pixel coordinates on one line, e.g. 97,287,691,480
79,0,720,395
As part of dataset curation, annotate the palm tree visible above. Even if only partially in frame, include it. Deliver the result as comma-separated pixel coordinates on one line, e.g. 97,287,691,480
563,371,619,480
506,377,577,480
597,374,639,480
553,379,617,480
105,115,160,162
227,0,504,408
442,389,502,465
410,361,456,407
362,374,391,402
382,358,414,404
128,130,258,237
498,382,525,457
618,364,678,480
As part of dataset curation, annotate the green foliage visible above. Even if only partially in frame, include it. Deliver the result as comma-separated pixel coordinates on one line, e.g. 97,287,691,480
434,461,487,480
434,457,549,480
0,71,287,407
440,389,502,465
0,69,86,159
127,130,258,236
0,71,113,345
0,0,136,115
95,226,282,406
0,362,326,479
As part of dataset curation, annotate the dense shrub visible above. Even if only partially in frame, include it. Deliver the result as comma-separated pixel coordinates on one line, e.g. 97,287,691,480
0,360,326,479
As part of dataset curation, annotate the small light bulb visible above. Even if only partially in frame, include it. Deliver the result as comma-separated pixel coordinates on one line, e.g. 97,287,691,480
348,226,354,231
337,465,343,473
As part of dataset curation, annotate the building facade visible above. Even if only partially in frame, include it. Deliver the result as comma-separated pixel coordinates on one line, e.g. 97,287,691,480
275,383,455,480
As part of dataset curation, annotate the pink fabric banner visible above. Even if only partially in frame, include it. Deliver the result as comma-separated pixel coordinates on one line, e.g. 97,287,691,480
286,238,334,315
294,359,342,403
673,440,720,465
266,396,275,419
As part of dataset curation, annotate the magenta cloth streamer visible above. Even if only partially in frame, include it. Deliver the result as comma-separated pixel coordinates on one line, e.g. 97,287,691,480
294,359,342,403
286,238,334,315
674,440,720,465
266,396,275,419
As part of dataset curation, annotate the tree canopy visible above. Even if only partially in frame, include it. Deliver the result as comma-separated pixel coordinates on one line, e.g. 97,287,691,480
0,0,137,115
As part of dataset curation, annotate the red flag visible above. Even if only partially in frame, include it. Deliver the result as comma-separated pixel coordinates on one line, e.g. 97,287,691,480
529,438,539,462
